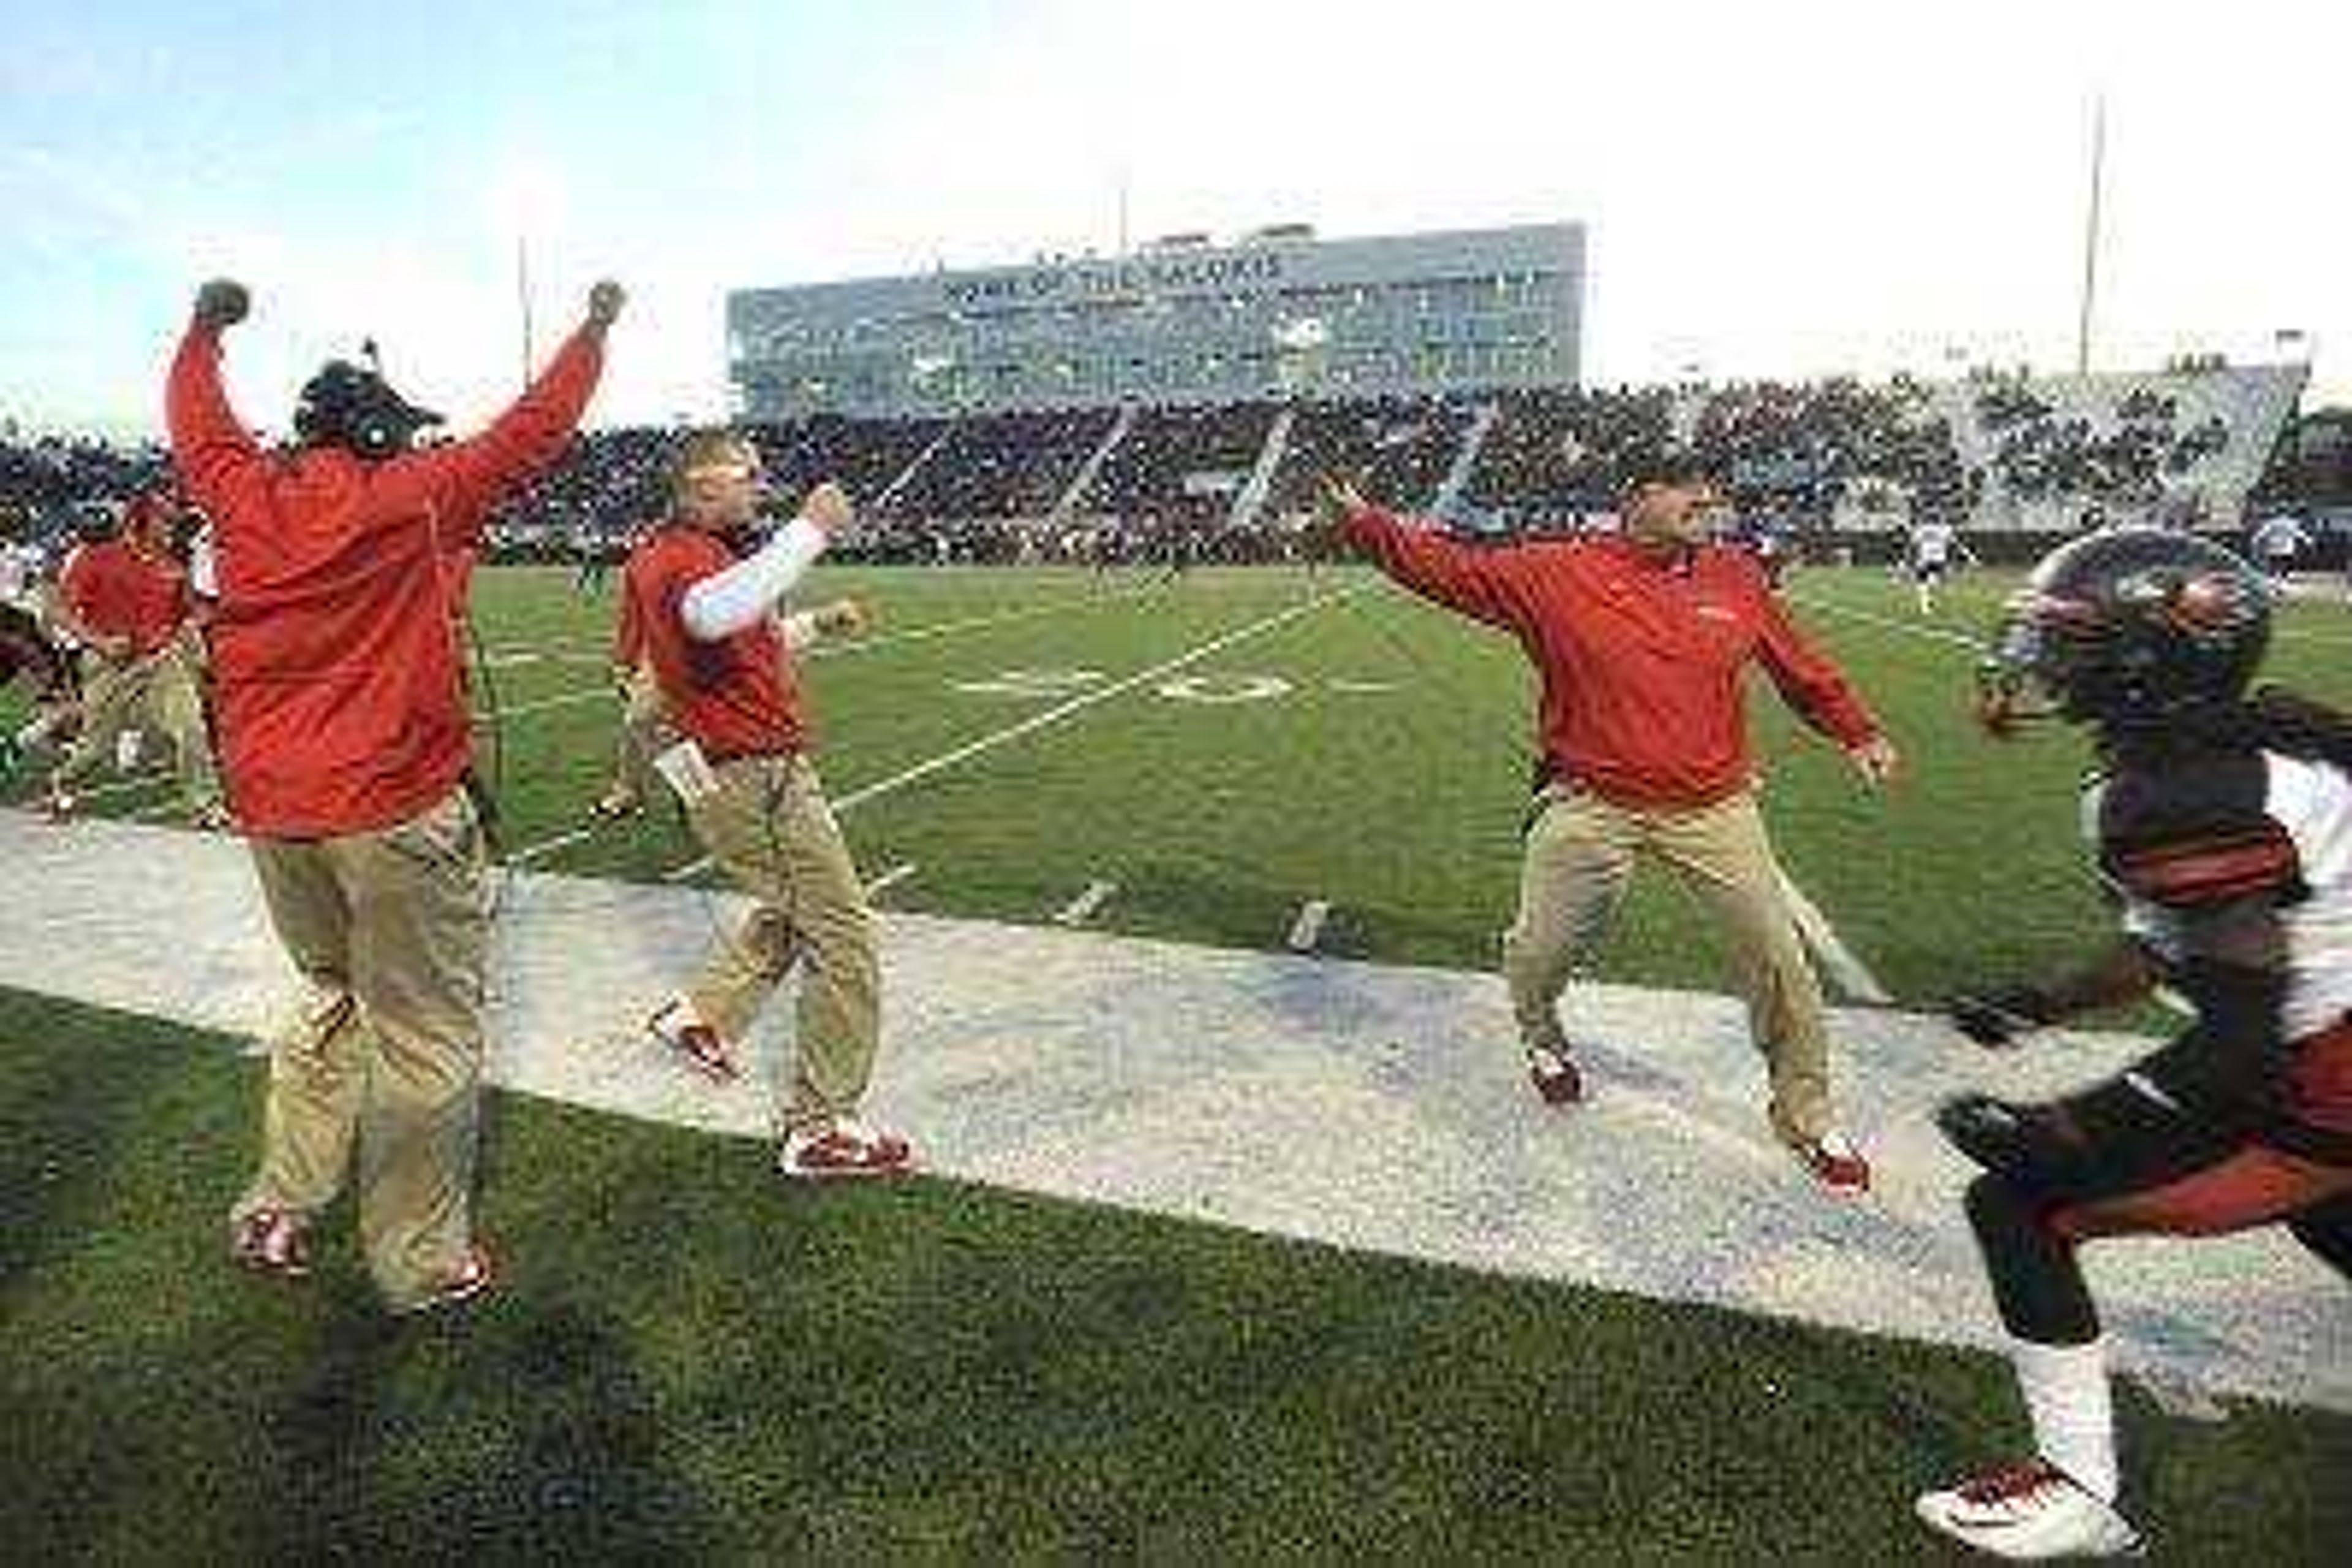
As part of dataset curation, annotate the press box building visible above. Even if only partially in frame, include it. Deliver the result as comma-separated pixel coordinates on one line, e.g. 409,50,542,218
727,222,1585,420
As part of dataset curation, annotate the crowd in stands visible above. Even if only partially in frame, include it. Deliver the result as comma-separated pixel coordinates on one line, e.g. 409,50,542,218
4,360,2313,570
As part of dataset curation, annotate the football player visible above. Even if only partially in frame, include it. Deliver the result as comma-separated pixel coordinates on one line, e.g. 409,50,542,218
1917,527,2352,1559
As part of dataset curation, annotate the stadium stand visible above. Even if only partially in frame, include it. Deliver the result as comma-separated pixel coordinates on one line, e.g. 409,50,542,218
4,364,2312,566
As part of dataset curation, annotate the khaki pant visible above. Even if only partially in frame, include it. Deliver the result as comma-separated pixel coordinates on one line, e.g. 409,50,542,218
1501,783,1836,1144
232,788,489,1308
684,753,881,1133
53,644,219,818
605,665,665,807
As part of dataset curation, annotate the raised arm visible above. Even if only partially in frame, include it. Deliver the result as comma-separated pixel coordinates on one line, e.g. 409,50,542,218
420,280,624,538
1324,476,1530,631
165,279,271,524
680,483,852,641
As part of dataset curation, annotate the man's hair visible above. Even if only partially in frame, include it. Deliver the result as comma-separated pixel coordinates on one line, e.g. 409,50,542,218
1618,445,1720,494
671,430,759,505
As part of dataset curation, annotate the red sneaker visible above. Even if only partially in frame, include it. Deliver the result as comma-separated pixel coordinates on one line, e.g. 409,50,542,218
401,1243,496,1315
229,1208,312,1280
778,1117,913,1181
1526,1046,1584,1106
647,998,737,1083
1792,1129,1872,1196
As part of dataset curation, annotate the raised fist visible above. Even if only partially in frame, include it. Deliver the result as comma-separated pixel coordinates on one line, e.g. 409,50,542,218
194,279,250,331
800,480,853,536
587,279,625,328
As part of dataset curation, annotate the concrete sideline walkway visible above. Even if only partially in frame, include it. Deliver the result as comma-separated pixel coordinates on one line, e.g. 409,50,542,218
3,806,2343,1415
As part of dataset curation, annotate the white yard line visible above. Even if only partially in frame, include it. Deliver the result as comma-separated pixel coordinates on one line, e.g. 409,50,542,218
1777,868,1891,1003
502,687,617,720
865,861,918,897
829,586,1359,815
652,586,1357,883
1286,899,1332,952
1784,593,1986,653
507,824,597,867
802,582,1161,660
496,583,1159,726
1053,879,1119,927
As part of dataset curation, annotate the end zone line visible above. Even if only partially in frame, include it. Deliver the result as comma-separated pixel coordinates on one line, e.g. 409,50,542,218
1777,869,1890,1003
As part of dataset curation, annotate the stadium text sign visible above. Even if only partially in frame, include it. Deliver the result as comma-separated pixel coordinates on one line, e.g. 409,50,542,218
942,252,1286,308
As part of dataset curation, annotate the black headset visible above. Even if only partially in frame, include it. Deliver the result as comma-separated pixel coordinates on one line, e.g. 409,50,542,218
294,347,445,460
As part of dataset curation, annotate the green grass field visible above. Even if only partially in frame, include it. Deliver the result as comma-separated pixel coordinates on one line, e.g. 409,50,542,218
5,563,2351,1558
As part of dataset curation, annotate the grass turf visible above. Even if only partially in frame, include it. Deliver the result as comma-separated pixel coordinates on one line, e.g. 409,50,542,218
2,989,2347,1561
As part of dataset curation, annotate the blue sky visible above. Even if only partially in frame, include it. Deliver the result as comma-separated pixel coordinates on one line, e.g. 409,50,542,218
5,0,2347,435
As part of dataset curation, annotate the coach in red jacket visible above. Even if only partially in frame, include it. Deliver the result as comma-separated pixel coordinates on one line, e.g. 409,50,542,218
1327,454,1900,1194
44,492,220,824
628,431,910,1181
168,274,620,1311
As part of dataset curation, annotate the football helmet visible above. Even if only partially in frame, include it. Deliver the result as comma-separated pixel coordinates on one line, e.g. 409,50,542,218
1977,527,2269,736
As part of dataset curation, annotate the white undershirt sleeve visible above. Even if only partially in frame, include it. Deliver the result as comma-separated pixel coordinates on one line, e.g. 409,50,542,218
679,519,826,641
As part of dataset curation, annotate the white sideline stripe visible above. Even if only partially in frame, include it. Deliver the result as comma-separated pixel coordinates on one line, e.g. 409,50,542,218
1286,898,1332,952
2128,1363,2231,1424
865,861,918,897
1054,879,1118,927
508,826,596,867
4,806,2343,1416
1777,869,1890,1003
650,586,1354,883
1785,594,1985,653
829,586,1359,816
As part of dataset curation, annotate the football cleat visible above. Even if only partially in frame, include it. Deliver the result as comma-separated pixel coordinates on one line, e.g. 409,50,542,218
778,1117,913,1181
1526,1046,1585,1106
1915,1459,2144,1559
229,1208,312,1280
647,998,737,1083
398,1243,496,1316
1790,1128,1872,1196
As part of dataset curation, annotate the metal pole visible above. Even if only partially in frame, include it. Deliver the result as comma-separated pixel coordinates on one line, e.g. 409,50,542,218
2075,95,2105,377
517,233,536,390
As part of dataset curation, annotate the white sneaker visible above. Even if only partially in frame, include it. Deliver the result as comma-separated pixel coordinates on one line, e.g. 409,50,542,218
778,1115,913,1180
1915,1460,2144,1559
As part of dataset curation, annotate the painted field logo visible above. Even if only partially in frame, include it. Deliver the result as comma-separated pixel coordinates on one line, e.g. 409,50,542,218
1155,675,1292,704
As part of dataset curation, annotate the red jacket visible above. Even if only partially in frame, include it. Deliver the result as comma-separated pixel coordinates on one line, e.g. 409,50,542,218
613,543,650,669
168,323,605,835
624,525,808,761
61,537,189,658
1344,507,1880,807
